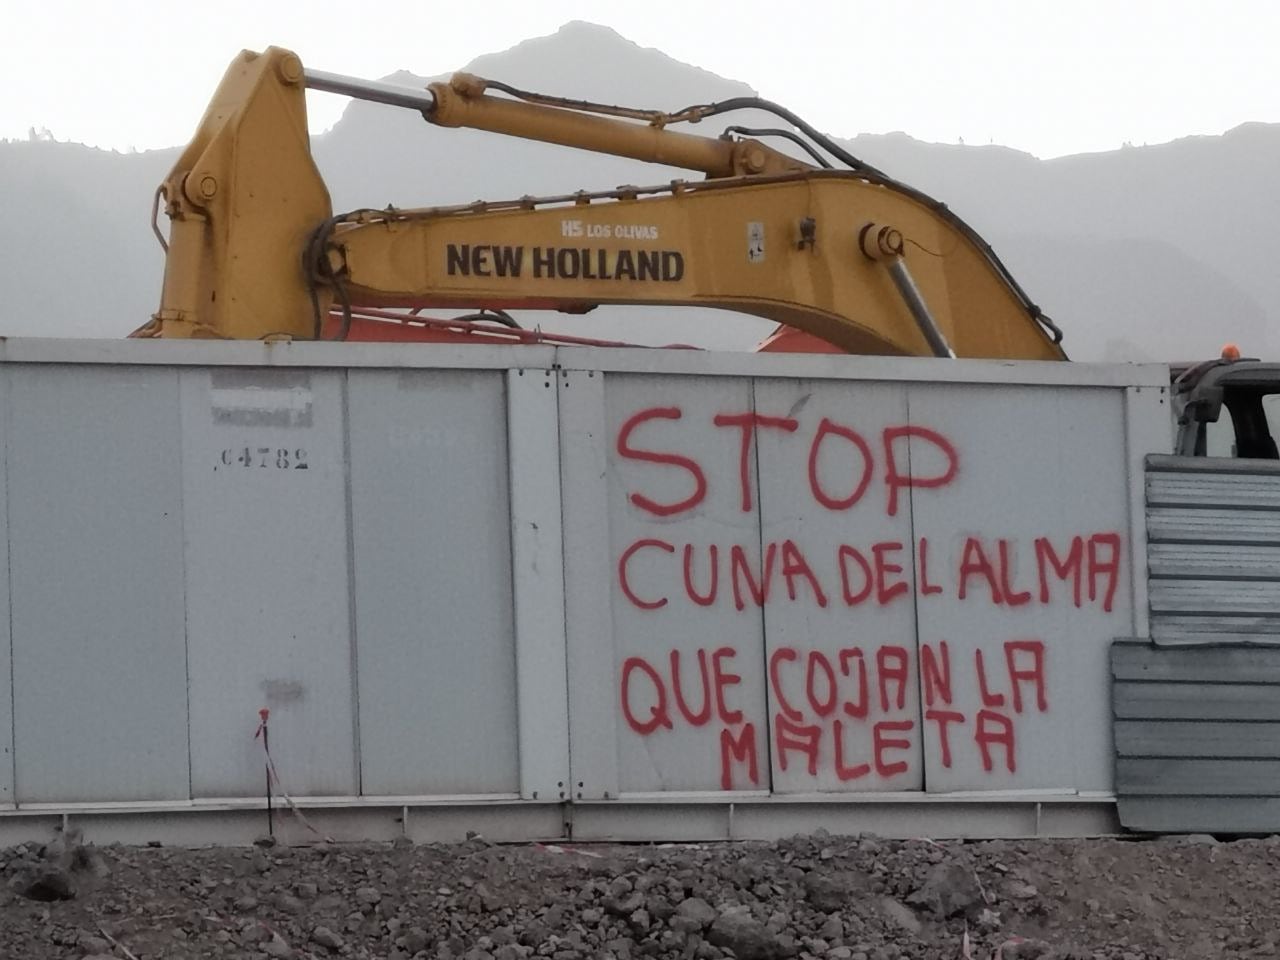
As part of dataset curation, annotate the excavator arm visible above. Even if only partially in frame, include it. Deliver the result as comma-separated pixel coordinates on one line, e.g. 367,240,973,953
135,46,1067,361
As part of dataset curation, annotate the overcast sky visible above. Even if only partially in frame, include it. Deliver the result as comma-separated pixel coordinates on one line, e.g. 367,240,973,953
4,0,1276,159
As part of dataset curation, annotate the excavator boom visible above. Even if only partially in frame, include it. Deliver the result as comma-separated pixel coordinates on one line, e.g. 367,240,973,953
136,46,1067,362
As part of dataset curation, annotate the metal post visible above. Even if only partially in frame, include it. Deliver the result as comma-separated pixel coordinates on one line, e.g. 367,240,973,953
265,726,274,837
885,258,957,359
258,708,274,838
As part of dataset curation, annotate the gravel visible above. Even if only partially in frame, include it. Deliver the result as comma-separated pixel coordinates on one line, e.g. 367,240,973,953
1,826,1277,959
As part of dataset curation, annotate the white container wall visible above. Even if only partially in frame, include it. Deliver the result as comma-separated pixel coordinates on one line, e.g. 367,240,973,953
565,357,1164,803
0,341,1171,840
8,366,189,803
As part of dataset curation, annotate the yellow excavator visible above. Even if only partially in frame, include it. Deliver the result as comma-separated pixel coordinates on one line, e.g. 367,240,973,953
132,46,1068,361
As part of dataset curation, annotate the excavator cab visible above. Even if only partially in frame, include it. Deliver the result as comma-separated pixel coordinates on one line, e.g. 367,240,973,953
1172,356,1280,459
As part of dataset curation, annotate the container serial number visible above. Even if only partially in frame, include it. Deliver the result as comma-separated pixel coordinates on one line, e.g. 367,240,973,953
218,447,309,470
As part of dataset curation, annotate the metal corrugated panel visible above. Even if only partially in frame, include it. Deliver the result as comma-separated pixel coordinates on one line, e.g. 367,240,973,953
1151,616,1280,645
1117,797,1280,834
1147,508,1280,545
1112,639,1280,832
1149,581,1280,615
1115,720,1280,757
1146,455,1280,644
1118,759,1280,796
1147,543,1280,580
1147,472,1280,510
1131,457,1280,830
1114,678,1280,720
1113,641,1280,682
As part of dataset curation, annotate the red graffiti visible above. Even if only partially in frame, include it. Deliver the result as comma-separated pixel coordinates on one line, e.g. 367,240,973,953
872,542,910,605
611,402,1112,788
618,538,675,609
807,418,874,510
925,710,965,768
621,639,1053,784
768,643,918,783
998,540,1033,606
1036,535,1082,607
918,537,943,596
712,647,744,724
670,648,712,726
616,407,959,520
957,533,1122,611
876,646,911,712
781,539,829,607
730,543,777,610
1005,640,1048,714
770,648,803,722
806,651,839,718
620,657,673,735
720,724,760,789
1087,533,1122,613
621,647,761,790
975,709,1016,773
617,533,1121,613
713,412,799,512
882,425,959,517
772,644,911,723
774,714,821,776
874,720,915,777
838,545,874,605
838,648,870,719
682,544,718,607
921,640,952,707
975,648,1006,708
1032,533,1122,612
959,537,1001,604
620,647,747,733
915,640,1050,774
616,407,707,517
833,719,871,781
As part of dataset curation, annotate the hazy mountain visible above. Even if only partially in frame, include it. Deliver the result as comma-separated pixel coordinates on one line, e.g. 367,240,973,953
1,20,1274,361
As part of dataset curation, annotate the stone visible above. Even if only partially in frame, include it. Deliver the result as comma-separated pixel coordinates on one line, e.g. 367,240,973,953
607,891,645,916
906,862,985,918
1004,940,1052,959
708,910,784,960
676,897,718,929
819,915,843,942
878,899,923,936
312,926,345,951
400,928,430,954
21,868,76,902
805,874,847,913
977,907,1002,932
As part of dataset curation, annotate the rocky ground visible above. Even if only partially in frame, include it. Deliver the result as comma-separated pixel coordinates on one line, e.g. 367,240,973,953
1,828,1275,960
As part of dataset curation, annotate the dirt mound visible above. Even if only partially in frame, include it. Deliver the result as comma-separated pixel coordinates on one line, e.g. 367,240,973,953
1,829,1275,959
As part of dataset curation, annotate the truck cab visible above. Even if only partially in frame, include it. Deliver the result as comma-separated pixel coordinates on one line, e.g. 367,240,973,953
1171,356,1280,459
